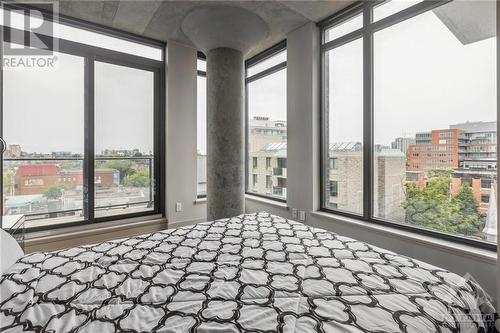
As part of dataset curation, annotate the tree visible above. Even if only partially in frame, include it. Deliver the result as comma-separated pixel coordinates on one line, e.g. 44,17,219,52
101,160,133,183
402,173,483,238
127,170,150,187
59,160,81,170
43,184,66,200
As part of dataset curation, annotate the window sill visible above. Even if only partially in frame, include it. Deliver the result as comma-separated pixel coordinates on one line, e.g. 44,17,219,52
311,211,497,264
245,194,288,209
25,214,165,243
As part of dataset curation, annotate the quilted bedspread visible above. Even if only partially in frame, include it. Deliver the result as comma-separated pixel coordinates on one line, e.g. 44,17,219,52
0,212,496,332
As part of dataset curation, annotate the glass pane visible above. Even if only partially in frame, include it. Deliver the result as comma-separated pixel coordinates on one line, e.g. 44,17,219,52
325,38,363,214
248,69,287,200
374,0,423,22
0,8,162,60
374,1,497,243
95,62,155,217
325,13,363,43
197,59,206,72
2,49,85,229
197,75,207,196
247,50,286,77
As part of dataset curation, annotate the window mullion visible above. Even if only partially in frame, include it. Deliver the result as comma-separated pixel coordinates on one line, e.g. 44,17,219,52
363,4,374,221
83,57,95,222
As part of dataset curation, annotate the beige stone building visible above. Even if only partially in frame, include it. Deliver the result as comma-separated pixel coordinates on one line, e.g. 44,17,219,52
327,143,406,221
249,142,287,199
248,116,287,152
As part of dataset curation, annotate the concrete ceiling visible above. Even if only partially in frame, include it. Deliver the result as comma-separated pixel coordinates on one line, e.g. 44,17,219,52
28,0,354,58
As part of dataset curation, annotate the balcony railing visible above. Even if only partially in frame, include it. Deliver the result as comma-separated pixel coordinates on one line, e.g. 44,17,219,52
2,156,155,228
273,186,286,197
273,167,287,177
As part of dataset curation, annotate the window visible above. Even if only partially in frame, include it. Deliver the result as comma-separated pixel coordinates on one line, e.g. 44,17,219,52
0,7,163,60
266,175,272,189
246,43,287,201
481,179,492,189
323,38,363,215
197,57,207,197
95,62,155,218
3,49,86,227
252,157,258,169
1,7,164,231
321,1,497,248
252,174,258,188
329,181,338,197
329,158,337,170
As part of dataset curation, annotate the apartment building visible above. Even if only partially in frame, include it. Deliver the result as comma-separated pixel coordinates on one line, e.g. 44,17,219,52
249,142,287,199
408,128,463,171
328,143,406,221
391,137,415,157
248,116,287,152
407,121,497,214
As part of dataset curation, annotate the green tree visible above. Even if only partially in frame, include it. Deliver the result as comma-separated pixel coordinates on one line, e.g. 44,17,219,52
43,184,66,200
101,160,133,183
59,160,81,170
3,172,12,188
127,170,150,187
402,173,483,237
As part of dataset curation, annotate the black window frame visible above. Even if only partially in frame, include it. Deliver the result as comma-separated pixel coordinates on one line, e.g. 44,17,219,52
0,3,165,232
319,0,497,251
196,52,207,199
245,40,287,203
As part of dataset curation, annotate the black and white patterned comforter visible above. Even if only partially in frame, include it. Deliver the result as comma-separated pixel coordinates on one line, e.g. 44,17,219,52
0,212,496,332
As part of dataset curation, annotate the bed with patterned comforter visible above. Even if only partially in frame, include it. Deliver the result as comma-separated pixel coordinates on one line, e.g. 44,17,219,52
0,212,497,332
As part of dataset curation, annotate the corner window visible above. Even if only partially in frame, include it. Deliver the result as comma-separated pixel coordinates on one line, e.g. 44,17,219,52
321,1,497,247
1,7,164,231
246,44,287,201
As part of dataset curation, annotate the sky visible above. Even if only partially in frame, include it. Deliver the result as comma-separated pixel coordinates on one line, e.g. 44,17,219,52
3,50,154,155
2,1,497,156
329,3,497,146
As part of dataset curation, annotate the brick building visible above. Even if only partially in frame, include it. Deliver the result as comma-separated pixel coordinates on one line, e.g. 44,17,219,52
408,129,463,171
15,164,119,195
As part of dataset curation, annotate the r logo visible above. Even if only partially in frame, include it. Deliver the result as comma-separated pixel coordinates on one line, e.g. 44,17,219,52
2,2,56,56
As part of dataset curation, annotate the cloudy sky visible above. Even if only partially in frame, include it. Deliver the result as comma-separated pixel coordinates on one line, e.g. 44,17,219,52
3,55,154,155
330,3,496,146
2,1,497,157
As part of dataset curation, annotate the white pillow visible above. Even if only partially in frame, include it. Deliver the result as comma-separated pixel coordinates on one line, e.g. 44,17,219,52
0,229,24,275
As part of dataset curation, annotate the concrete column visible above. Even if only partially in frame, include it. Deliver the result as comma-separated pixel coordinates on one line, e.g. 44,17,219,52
181,5,268,221
206,48,245,220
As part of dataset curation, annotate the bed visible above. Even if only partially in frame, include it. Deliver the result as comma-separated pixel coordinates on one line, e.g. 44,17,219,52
1,212,497,332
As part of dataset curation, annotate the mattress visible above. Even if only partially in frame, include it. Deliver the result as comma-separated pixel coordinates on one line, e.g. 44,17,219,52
0,212,496,332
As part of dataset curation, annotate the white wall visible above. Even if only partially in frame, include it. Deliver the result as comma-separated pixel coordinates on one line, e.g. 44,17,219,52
165,41,206,226
287,22,320,215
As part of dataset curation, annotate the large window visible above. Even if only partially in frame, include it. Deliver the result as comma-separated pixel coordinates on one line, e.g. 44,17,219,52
321,1,497,248
94,62,155,218
197,57,207,197
1,6,164,230
246,43,287,201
